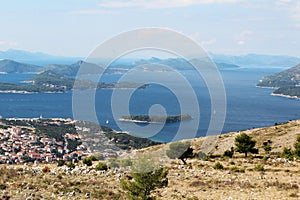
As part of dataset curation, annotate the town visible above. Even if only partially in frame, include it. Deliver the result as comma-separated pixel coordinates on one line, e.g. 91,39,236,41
0,118,111,164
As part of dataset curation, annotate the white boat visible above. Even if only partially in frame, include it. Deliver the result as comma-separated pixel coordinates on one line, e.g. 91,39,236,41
105,120,109,124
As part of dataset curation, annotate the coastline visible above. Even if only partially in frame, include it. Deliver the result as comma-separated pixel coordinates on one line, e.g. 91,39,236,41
256,85,279,89
118,118,162,124
271,92,300,100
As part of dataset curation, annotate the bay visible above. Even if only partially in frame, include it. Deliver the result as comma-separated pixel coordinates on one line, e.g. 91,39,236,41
0,68,299,143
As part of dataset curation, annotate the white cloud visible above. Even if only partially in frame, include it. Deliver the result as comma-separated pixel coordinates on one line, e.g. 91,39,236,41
291,2,300,20
0,41,17,47
70,9,117,15
97,0,242,9
201,38,217,46
237,30,253,45
238,40,245,45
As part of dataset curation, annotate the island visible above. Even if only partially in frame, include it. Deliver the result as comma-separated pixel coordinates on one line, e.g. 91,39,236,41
118,114,192,124
257,63,300,99
0,70,148,93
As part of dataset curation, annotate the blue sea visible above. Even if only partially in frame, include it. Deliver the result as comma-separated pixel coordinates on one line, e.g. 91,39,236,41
0,67,300,142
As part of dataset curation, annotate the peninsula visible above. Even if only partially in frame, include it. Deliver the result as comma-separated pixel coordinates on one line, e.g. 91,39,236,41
257,63,300,99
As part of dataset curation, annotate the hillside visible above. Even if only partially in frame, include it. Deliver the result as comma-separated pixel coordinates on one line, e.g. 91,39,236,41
43,60,104,76
0,119,300,199
0,59,42,73
257,64,300,88
257,63,300,98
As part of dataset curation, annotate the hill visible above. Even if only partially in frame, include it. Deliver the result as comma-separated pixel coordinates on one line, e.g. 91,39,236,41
257,63,300,98
0,119,299,199
43,60,104,76
0,59,42,73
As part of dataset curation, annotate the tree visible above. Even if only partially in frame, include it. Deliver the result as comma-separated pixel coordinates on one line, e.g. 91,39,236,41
82,157,93,166
294,135,300,158
235,133,257,157
121,156,168,200
95,162,108,171
166,141,194,164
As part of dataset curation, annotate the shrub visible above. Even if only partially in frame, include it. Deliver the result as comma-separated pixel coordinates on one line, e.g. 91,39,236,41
57,160,65,167
254,165,265,171
108,158,119,168
230,166,245,173
213,162,224,170
42,166,51,173
0,184,6,190
121,167,168,199
235,133,257,157
94,153,105,161
82,157,93,166
66,162,75,169
166,141,194,165
121,158,132,167
95,162,108,171
294,135,300,158
89,155,98,161
281,147,294,161
223,147,234,158
229,160,235,165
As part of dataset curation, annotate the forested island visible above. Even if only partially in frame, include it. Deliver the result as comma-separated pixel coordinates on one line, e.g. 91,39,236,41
119,114,192,124
0,71,148,93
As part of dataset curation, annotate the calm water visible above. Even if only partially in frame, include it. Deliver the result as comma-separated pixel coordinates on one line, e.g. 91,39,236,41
0,68,300,142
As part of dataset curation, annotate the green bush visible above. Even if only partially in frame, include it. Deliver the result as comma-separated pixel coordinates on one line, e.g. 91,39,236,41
223,147,234,158
254,165,265,171
66,162,75,169
108,158,119,168
121,158,132,167
82,157,93,166
95,162,108,171
213,162,224,170
294,135,300,158
281,147,294,161
57,160,65,167
230,166,245,173
229,160,235,165
121,167,168,200
166,141,194,165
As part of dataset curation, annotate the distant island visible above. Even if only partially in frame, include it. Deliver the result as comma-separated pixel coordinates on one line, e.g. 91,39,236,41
257,63,300,99
0,71,148,93
119,114,192,124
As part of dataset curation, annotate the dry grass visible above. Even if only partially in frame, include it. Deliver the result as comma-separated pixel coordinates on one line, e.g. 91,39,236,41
1,119,300,199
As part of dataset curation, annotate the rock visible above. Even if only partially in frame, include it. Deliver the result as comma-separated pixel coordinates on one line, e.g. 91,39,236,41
85,193,91,198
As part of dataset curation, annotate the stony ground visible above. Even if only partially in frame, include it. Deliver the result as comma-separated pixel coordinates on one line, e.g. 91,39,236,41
1,120,300,200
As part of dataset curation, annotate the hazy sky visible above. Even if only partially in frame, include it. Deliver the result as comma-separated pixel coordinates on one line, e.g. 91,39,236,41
0,0,300,57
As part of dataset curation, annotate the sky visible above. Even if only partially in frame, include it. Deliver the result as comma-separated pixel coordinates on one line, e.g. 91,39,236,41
0,0,300,57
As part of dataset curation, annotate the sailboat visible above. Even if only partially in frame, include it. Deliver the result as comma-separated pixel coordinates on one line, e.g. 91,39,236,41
105,120,109,124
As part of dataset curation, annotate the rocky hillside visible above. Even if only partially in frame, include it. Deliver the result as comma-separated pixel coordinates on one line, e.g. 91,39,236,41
0,120,300,199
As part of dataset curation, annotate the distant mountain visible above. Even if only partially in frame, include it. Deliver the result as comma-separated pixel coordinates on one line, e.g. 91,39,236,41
44,60,104,76
0,49,82,65
210,53,300,68
0,59,104,76
257,63,300,98
132,57,240,70
0,59,42,73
